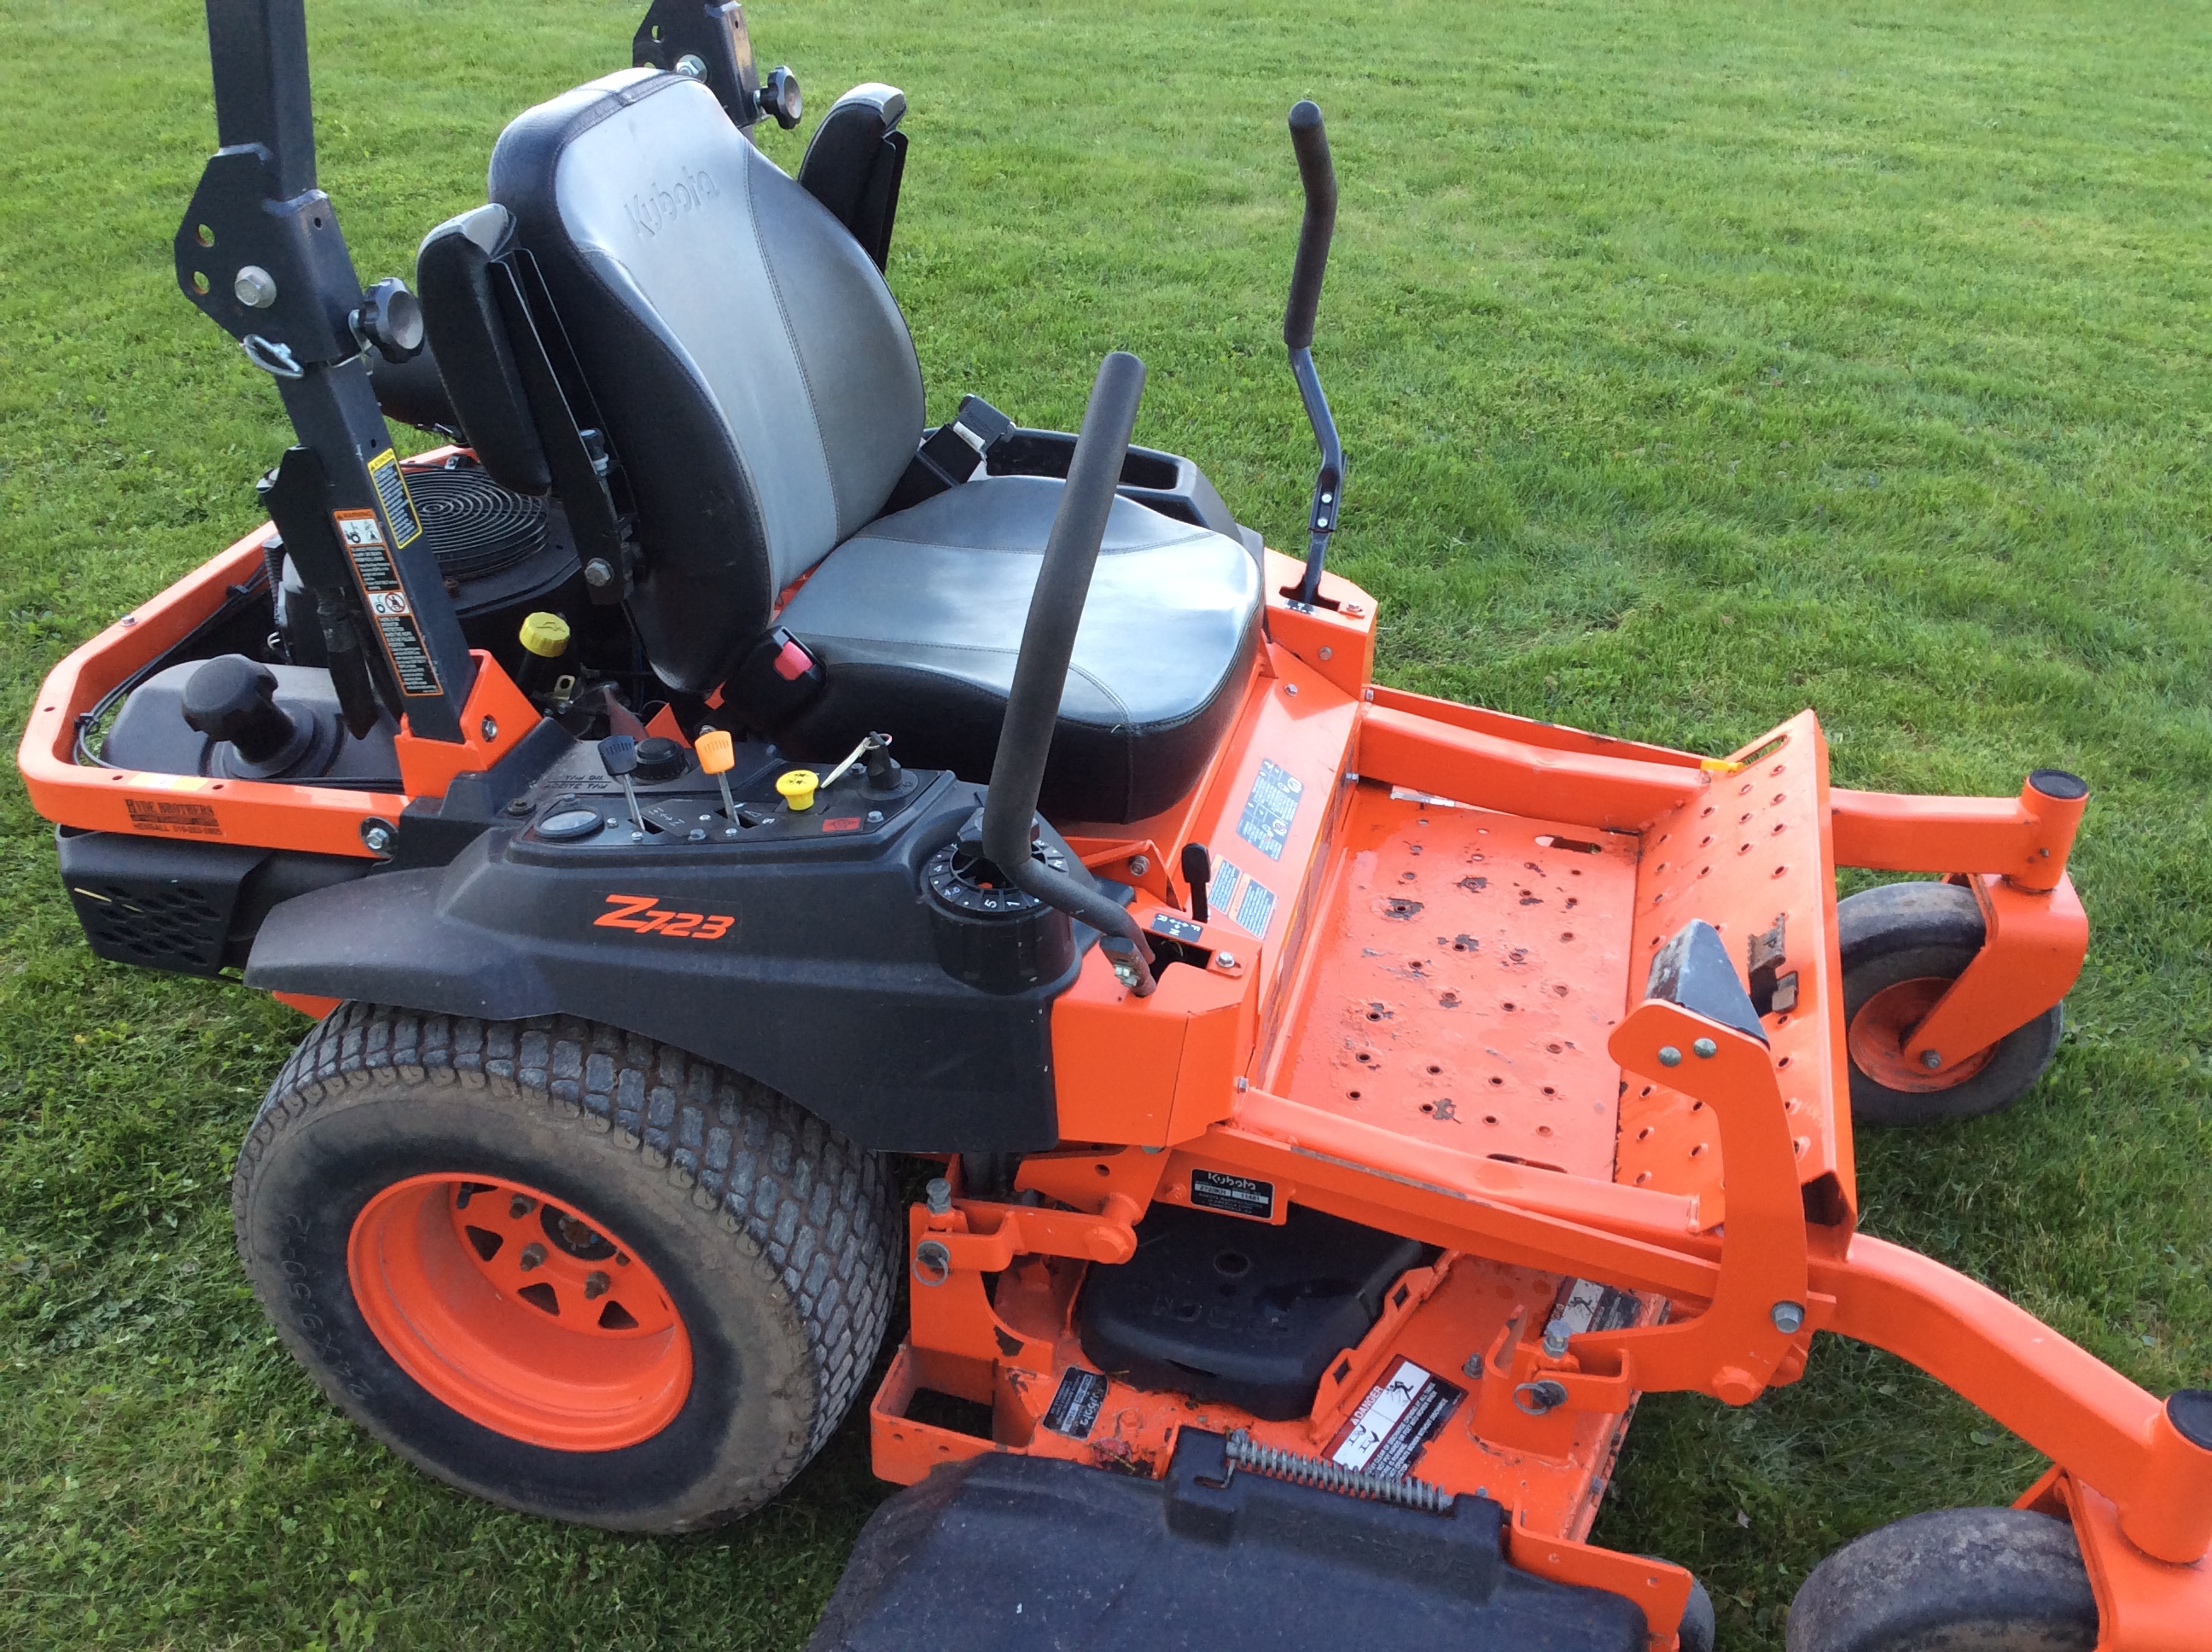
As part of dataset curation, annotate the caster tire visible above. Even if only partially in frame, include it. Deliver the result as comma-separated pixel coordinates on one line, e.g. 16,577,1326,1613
1679,1575,1716,1652
233,1003,898,1533
1840,881,2064,1127
1786,1507,2097,1652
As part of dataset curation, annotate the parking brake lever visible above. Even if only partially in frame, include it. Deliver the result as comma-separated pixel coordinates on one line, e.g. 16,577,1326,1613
1284,100,1342,608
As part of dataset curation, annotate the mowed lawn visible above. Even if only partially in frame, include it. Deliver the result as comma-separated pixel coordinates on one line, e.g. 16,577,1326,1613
3,0,2209,1646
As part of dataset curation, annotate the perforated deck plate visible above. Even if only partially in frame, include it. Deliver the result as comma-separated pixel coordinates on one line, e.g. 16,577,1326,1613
808,1429,1648,1651
1272,782,1639,1178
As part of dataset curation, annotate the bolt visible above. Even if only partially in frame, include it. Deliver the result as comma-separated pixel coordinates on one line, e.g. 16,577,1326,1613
688,828,706,841
1128,854,1150,875
1542,1316,1572,1358
518,1242,547,1272
504,797,533,817
675,51,707,76
924,1178,952,1215
867,810,883,824
1216,952,1238,969
1771,1300,1806,1334
1284,683,1299,696
480,715,498,742
1318,646,1334,660
583,556,615,588
1919,1049,1942,1070
234,265,276,308
509,1194,537,1219
583,1271,611,1300
1657,1045,1682,1067
360,822,393,853
1234,1076,1249,1091
1692,1037,1718,1059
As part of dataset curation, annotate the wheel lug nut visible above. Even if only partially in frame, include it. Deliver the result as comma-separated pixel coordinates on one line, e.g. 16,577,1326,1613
519,1242,547,1271
584,1271,611,1300
510,1194,537,1219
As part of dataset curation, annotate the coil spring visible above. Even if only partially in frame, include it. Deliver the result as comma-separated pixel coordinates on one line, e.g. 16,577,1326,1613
1223,1428,1456,1515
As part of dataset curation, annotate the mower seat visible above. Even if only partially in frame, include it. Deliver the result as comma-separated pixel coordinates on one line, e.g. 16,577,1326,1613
474,69,1261,823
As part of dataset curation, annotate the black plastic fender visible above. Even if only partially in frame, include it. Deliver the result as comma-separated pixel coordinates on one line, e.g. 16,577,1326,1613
245,777,1076,1153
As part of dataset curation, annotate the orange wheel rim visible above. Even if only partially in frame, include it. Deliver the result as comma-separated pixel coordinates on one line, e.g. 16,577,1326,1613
1847,978,1997,1093
348,1174,692,1451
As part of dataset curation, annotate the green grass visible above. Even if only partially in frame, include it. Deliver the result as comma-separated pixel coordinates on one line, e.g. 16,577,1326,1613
3,0,2209,1645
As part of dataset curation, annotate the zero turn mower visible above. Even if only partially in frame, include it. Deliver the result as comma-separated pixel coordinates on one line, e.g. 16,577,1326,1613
20,3,2209,1648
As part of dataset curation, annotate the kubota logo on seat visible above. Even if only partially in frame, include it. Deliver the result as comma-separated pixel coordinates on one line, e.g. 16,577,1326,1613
594,893,734,940
626,169,719,238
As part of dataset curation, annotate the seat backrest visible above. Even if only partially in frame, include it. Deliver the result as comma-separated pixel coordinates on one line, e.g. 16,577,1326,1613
488,70,926,691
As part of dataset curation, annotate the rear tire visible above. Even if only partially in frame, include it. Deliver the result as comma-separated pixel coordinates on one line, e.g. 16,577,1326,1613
233,1003,898,1533
1840,881,2064,1127
1786,1507,2098,1652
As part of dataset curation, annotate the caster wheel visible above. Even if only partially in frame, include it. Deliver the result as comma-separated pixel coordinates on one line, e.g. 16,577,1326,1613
1840,881,2064,1126
1787,1506,2097,1652
233,1004,898,1533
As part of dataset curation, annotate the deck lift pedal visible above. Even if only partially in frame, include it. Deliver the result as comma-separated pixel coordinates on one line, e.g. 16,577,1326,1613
17,4,2211,1649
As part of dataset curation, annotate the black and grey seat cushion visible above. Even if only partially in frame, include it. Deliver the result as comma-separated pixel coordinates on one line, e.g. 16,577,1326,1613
780,477,1260,822
484,69,1260,823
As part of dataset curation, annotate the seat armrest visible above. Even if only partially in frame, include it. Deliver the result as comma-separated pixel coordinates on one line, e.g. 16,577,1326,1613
415,205,551,494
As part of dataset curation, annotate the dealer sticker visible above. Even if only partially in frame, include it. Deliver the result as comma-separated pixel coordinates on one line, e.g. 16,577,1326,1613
1329,1357,1464,1480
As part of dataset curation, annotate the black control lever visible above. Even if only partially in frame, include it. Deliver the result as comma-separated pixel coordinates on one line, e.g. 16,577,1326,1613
1284,100,1343,607
981,352,1158,997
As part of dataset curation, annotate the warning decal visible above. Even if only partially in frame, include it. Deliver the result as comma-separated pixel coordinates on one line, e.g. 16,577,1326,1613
1236,759,1303,861
1205,855,1278,941
335,506,443,698
365,449,424,547
1329,1357,1464,1480
1551,1277,1644,1337
1041,1367,1109,1439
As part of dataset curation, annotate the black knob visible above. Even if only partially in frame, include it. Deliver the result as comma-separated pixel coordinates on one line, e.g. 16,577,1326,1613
182,654,301,765
597,734,638,777
352,277,425,362
760,65,802,129
632,736,690,783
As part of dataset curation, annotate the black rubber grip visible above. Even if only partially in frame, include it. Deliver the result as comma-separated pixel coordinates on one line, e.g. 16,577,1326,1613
1284,101,1336,351
983,352,1155,985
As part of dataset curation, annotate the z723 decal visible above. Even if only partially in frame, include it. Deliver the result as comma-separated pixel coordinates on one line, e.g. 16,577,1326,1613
593,893,735,940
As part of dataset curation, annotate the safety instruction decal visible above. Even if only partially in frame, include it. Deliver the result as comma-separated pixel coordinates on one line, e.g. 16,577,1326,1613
1328,1358,1464,1480
1551,1277,1644,1336
364,448,424,547
335,505,443,697
1206,855,1278,941
1189,1168,1273,1219
1041,1367,1109,1439
1237,759,1303,861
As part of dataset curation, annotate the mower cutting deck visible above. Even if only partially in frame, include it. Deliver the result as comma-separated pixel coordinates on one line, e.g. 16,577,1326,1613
19,3,2210,1649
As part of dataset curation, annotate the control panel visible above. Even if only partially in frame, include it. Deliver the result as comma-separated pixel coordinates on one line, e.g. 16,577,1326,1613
518,730,936,850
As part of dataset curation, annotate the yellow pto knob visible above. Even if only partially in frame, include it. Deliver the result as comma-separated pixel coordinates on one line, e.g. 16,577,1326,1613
696,729,736,776
776,769,818,811
518,611,571,658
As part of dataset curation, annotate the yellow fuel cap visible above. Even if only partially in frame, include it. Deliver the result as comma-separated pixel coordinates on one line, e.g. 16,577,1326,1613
776,769,818,811
518,611,571,658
